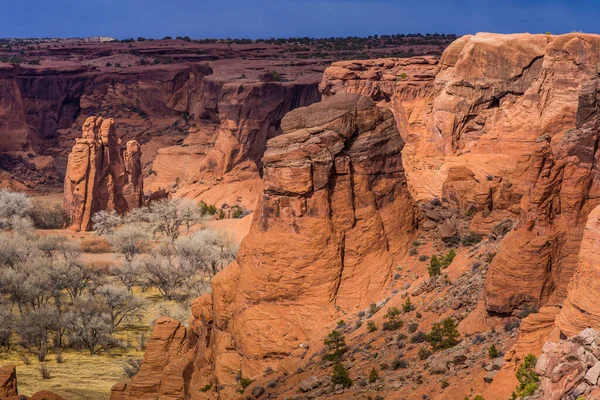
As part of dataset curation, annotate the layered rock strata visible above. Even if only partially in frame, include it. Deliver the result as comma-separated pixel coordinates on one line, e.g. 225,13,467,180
113,92,415,399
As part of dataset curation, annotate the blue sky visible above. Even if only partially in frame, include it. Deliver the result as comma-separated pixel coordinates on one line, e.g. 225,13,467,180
0,0,598,39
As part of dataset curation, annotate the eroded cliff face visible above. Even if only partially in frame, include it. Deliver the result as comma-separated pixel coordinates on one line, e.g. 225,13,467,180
113,92,416,399
0,62,321,209
64,116,144,231
147,75,321,210
193,92,414,397
114,33,600,399
322,33,600,320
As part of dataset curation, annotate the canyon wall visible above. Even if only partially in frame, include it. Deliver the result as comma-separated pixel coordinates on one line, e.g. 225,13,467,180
0,61,321,209
106,32,600,398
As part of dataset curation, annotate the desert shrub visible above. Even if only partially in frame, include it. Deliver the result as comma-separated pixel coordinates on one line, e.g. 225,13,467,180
518,305,538,319
443,249,456,265
504,319,520,332
409,247,418,256
418,347,432,360
391,357,408,370
0,189,32,222
368,302,381,316
383,307,403,331
430,198,441,206
123,358,142,378
39,363,51,379
488,345,499,359
366,321,377,332
368,367,378,383
407,322,419,333
232,206,244,219
427,318,460,351
383,320,403,331
419,255,428,262
512,354,539,398
270,71,281,81
324,330,347,362
28,200,68,229
80,237,112,253
331,363,352,387
403,297,414,312
411,331,427,343
200,383,213,392
92,210,122,235
471,334,485,344
461,231,482,246
428,256,442,277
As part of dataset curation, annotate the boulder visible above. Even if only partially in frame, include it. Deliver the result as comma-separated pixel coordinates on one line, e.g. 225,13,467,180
299,376,321,392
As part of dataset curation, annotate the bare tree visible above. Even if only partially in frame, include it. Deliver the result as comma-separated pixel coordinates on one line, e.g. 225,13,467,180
65,297,114,355
110,262,141,292
96,284,146,329
17,305,58,361
140,247,188,300
0,189,32,221
108,225,150,262
92,210,122,236
147,199,202,241
0,307,14,350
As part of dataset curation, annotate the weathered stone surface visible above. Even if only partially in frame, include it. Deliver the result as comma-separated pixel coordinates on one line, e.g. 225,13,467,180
64,116,144,231
110,317,189,400
178,92,415,398
299,376,320,392
0,365,17,397
536,329,600,400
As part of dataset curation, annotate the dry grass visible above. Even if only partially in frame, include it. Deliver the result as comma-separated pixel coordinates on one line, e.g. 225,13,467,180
80,237,112,253
1,347,144,399
0,287,192,399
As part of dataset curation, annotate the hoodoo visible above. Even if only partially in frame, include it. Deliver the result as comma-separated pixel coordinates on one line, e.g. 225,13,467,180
64,116,144,231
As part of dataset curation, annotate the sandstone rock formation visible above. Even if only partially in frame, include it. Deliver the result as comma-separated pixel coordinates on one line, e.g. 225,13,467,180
109,32,600,399
111,318,188,400
0,365,17,397
64,116,144,231
112,92,415,399
190,92,414,397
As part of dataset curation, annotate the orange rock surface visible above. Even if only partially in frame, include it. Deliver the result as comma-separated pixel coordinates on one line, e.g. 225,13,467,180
64,116,144,231
111,318,188,400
